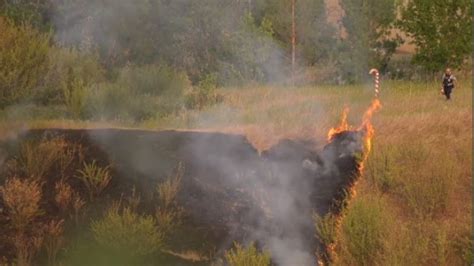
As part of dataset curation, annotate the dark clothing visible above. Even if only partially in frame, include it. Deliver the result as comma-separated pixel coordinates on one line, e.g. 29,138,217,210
443,86,452,100
442,74,456,100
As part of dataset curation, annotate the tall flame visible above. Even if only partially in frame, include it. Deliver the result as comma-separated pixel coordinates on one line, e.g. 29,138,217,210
327,107,351,141
357,98,382,171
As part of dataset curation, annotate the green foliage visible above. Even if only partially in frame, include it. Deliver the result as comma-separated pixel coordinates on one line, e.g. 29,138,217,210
218,13,283,84
117,64,189,97
0,17,50,107
224,242,271,266
0,0,52,30
16,139,64,180
39,47,104,106
84,64,189,121
314,213,337,248
398,0,472,72
63,79,88,119
155,163,184,238
185,74,223,109
91,205,164,258
338,0,401,82
365,145,396,193
76,160,111,201
339,195,391,265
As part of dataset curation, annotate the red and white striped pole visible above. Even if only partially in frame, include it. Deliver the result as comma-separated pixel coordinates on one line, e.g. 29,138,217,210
369,68,380,98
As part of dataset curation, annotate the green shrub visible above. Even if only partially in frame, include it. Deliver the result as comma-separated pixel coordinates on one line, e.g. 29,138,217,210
117,64,190,97
155,163,184,237
224,242,271,266
38,47,104,106
85,82,157,121
185,74,223,109
84,64,189,121
16,139,65,180
365,145,397,193
63,79,88,119
339,195,391,265
0,17,50,107
314,212,337,249
91,205,164,258
75,160,111,201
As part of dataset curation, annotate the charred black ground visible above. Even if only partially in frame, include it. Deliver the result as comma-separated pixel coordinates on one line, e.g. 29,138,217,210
1,128,363,265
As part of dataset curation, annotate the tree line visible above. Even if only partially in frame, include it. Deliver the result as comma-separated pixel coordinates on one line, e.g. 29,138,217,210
0,0,471,118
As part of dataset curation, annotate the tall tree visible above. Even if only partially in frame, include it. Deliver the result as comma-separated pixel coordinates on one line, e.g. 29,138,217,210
339,0,400,83
398,0,472,73
259,0,336,65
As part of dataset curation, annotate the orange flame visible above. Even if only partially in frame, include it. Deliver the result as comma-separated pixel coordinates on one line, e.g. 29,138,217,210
327,107,351,141
357,98,382,171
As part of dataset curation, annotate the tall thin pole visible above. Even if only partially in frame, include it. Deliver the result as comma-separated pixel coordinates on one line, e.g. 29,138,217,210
291,0,296,85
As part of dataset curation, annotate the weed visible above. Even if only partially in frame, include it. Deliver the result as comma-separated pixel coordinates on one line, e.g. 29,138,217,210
224,242,270,266
71,193,85,226
313,212,337,259
75,160,111,201
155,163,184,237
63,78,87,119
91,204,164,258
16,140,62,180
1,177,44,266
0,178,42,231
156,163,183,209
337,195,391,265
54,179,73,214
365,145,396,193
185,74,223,109
43,219,65,266
13,234,43,266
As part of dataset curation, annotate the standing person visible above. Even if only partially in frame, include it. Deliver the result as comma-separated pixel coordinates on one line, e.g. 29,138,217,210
441,68,456,100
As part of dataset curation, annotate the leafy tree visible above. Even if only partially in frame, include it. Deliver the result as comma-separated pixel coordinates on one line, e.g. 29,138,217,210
398,0,472,73
258,0,336,66
0,0,53,31
0,17,50,107
339,0,401,83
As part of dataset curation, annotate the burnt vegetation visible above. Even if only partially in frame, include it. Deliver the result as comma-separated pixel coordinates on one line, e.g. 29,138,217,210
0,128,365,265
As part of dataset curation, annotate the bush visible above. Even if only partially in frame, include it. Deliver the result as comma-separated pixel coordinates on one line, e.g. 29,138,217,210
117,64,189,97
365,145,397,193
0,17,50,107
75,160,111,201
224,242,271,266
38,47,104,107
314,212,337,255
85,64,190,121
185,74,223,109
15,139,64,180
0,177,42,231
338,195,391,265
91,205,164,258
155,163,183,237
